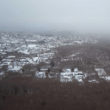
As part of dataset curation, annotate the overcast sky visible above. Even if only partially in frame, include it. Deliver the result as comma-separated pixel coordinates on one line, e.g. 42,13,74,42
0,0,110,34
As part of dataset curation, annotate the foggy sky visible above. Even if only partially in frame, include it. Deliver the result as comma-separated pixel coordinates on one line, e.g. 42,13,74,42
0,0,110,34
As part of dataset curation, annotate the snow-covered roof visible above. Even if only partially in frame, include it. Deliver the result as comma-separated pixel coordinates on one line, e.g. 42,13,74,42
74,68,78,72
95,68,107,76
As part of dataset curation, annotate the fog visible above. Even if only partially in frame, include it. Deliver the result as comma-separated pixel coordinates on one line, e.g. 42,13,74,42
0,0,110,34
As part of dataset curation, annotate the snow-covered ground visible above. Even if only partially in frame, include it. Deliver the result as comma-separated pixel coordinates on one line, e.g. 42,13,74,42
1,32,110,83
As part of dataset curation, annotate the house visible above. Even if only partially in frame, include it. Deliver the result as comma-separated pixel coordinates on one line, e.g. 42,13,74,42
35,71,46,79
73,68,84,82
60,69,73,82
95,68,107,76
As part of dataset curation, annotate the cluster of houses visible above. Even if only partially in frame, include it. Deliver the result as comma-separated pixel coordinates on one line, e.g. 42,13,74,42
1,32,109,83
35,67,110,83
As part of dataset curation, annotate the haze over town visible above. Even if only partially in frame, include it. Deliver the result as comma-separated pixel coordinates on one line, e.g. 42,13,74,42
0,0,110,35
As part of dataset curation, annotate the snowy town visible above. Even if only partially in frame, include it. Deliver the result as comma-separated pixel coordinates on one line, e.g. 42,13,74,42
0,32,110,83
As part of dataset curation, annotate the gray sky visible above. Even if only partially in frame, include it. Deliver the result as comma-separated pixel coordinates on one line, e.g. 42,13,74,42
0,0,110,34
